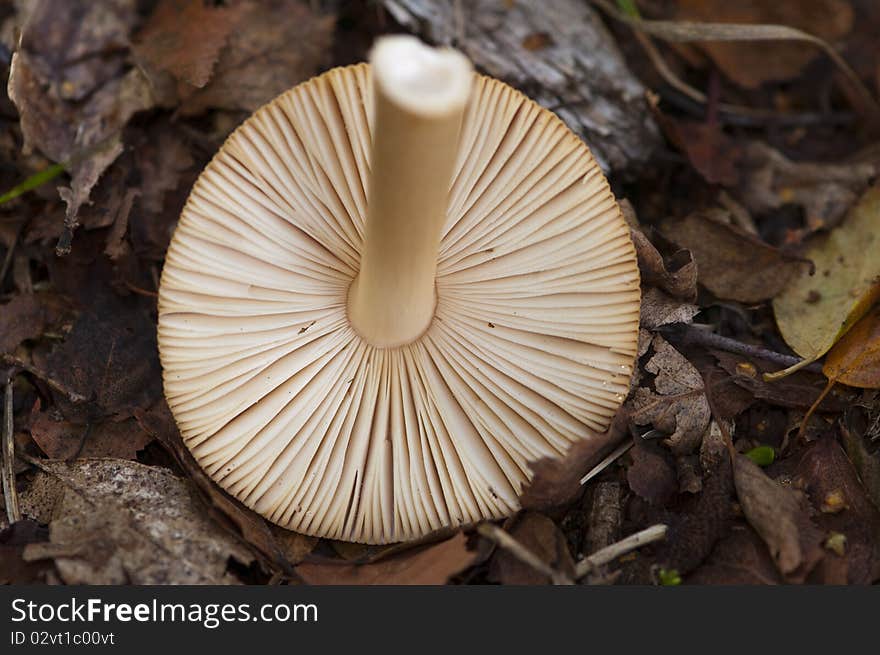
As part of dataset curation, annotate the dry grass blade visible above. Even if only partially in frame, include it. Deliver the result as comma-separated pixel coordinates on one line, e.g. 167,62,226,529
576,524,668,579
2,377,22,523
592,0,880,119
477,523,574,585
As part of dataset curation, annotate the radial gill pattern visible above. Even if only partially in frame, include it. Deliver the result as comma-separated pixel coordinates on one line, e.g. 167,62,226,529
157,64,641,544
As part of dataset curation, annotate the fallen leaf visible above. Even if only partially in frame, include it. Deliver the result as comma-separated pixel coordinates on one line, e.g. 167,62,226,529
687,526,782,585
674,0,854,88
770,185,880,377
631,335,711,454
488,513,575,585
663,120,742,186
520,410,627,510
0,293,65,354
8,0,156,252
295,532,477,585
44,289,161,421
740,142,876,236
0,520,51,584
28,409,152,460
627,442,678,506
177,0,334,115
134,0,251,89
823,303,880,388
21,458,255,584
631,227,698,302
733,454,824,581
135,400,296,574
661,210,808,303
640,287,700,330
795,437,880,583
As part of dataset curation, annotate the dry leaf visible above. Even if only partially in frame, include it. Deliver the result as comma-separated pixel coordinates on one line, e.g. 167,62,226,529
631,335,710,454
21,459,255,584
770,185,880,377
28,411,152,461
631,227,698,302
640,286,700,330
177,0,334,115
688,527,783,585
134,0,251,89
0,293,65,354
795,437,880,584
8,0,156,252
661,210,808,303
488,513,575,585
674,0,853,88
823,303,880,388
0,520,52,584
295,532,477,585
733,455,824,580
741,142,876,236
627,442,678,506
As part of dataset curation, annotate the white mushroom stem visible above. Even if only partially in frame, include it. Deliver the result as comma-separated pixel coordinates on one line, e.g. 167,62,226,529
348,36,473,348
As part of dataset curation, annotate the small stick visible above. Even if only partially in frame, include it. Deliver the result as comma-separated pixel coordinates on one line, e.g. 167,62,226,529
2,376,21,523
477,523,574,585
575,524,668,579
580,440,633,485
659,324,823,373
1,354,88,403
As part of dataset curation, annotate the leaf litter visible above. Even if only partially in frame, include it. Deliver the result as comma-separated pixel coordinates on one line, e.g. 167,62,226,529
2,0,880,585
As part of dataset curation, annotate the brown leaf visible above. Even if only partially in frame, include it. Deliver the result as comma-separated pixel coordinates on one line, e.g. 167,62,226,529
295,532,477,585
488,513,575,585
134,0,251,89
712,350,848,411
8,0,156,252
0,520,52,584
520,411,628,510
823,303,880,389
631,335,710,454
21,458,255,584
45,290,161,421
664,120,742,186
0,293,65,354
733,454,824,581
740,142,876,236
640,287,700,330
795,437,880,584
135,400,296,575
674,0,854,88
661,210,808,303
631,227,698,302
688,526,783,585
627,442,678,506
177,0,334,115
28,409,152,460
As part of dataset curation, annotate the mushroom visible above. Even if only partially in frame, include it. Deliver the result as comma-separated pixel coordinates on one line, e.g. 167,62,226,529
157,36,640,544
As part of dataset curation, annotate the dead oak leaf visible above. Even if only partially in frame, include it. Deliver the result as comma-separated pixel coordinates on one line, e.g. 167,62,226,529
631,335,710,454
295,532,477,585
21,458,255,584
733,454,824,581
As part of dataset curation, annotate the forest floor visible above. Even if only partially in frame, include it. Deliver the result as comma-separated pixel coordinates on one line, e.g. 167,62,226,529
1,0,879,585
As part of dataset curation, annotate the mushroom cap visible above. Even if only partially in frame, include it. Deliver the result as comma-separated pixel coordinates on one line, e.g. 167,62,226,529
157,63,640,544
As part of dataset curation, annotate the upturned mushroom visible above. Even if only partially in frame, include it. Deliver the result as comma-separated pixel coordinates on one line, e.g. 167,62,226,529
158,36,640,544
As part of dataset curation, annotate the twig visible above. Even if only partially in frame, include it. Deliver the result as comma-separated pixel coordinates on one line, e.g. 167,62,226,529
575,524,668,579
476,523,574,585
0,222,20,289
659,323,824,373
1,354,88,403
2,376,21,523
580,439,633,485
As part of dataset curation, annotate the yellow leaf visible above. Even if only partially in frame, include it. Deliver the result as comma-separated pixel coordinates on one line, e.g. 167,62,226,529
767,186,880,380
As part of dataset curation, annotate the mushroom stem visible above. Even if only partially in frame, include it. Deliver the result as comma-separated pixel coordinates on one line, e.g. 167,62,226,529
348,37,473,348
